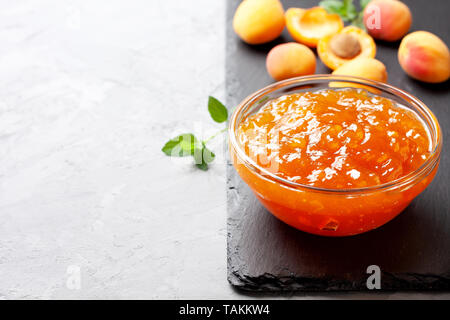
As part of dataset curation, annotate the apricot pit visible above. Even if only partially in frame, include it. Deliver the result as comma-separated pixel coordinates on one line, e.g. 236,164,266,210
318,26,376,70
329,33,362,59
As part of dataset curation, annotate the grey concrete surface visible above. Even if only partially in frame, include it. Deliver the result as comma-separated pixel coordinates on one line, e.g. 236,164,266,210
0,0,227,299
0,0,448,299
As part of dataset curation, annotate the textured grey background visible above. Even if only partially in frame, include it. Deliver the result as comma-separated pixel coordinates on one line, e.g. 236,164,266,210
0,0,228,299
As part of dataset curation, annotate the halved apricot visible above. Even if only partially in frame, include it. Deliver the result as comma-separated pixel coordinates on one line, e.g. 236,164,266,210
318,26,376,70
286,7,343,48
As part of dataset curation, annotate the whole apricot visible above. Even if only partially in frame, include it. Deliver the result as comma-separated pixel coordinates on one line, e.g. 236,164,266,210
363,0,412,42
233,0,285,45
266,43,316,81
332,58,387,86
398,31,450,83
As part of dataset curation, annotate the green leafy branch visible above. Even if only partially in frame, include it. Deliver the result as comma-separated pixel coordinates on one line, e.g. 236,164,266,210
320,0,371,29
161,96,228,171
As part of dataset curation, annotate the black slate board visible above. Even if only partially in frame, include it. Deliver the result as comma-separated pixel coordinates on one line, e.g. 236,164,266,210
227,0,450,292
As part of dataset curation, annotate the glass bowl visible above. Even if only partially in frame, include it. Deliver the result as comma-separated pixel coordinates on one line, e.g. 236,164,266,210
228,75,442,237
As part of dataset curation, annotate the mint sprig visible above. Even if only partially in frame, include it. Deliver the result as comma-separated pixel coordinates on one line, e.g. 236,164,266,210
161,96,228,171
320,0,357,22
194,142,215,171
320,0,370,29
208,96,228,123
162,133,200,157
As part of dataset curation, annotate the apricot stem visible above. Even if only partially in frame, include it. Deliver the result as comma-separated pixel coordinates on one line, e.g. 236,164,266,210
203,127,227,144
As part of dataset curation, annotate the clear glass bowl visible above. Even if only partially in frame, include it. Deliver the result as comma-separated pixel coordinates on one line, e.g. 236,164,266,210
229,75,442,236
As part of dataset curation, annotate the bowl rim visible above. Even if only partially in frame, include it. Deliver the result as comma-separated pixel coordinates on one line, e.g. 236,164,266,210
228,75,442,194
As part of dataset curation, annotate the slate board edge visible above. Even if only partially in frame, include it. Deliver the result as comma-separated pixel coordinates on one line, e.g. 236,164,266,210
227,270,450,292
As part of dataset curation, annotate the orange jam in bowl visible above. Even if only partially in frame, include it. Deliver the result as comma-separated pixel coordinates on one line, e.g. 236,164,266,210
229,76,442,236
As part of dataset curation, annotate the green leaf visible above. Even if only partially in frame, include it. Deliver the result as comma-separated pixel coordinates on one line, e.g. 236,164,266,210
208,96,228,123
343,0,357,21
352,2,368,30
320,0,345,15
322,0,368,29
360,0,371,10
352,14,366,29
193,143,215,171
161,133,200,157
321,0,359,22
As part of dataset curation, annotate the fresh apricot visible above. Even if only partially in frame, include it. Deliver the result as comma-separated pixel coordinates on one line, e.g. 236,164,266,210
363,0,412,42
398,31,450,83
318,26,376,70
266,42,316,81
286,7,343,48
331,58,387,89
233,0,285,45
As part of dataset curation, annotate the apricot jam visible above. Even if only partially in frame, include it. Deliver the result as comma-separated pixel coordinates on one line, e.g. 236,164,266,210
237,89,431,189
231,87,439,236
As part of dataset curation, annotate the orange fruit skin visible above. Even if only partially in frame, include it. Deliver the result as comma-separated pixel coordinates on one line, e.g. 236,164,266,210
398,31,450,83
363,0,412,42
332,57,388,85
266,42,316,81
